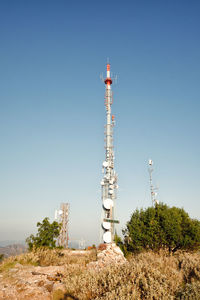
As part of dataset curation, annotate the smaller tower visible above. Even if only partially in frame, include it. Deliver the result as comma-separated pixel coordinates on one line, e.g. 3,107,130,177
148,160,159,206
55,203,70,248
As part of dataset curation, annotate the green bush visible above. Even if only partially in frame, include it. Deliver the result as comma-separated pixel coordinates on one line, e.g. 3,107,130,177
123,203,200,254
26,217,61,250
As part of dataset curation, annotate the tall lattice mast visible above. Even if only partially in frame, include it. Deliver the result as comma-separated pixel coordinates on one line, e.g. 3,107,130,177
56,203,69,248
100,63,119,244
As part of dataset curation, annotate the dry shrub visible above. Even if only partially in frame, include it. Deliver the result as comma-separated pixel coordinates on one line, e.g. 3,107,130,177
98,244,107,251
176,252,200,283
52,289,65,300
0,248,97,271
175,281,200,299
32,248,96,267
87,246,96,250
63,251,200,300
0,258,18,273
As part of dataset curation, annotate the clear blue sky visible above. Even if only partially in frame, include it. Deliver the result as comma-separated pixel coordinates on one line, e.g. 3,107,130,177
0,0,200,245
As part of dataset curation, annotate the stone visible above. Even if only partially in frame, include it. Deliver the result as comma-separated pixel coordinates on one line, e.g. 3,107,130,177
53,282,66,293
44,282,54,292
15,263,23,268
87,243,126,270
9,268,18,273
37,280,45,287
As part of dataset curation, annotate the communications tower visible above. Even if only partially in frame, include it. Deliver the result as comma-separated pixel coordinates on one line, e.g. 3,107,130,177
100,63,119,244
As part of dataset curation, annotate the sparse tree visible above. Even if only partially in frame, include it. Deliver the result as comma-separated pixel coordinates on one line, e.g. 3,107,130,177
26,217,61,251
123,203,200,254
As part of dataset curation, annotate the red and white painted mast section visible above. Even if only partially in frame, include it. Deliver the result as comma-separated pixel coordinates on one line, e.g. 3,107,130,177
104,63,112,86
104,64,112,165
107,63,111,79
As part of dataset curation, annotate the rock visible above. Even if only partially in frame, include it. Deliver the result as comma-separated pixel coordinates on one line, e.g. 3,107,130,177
53,282,66,293
37,280,45,287
9,268,18,273
87,243,126,270
47,272,63,282
47,275,58,281
0,264,67,299
32,271,45,275
44,282,54,292
15,263,23,268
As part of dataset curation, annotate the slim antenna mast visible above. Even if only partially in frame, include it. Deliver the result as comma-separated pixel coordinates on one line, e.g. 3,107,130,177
148,160,159,206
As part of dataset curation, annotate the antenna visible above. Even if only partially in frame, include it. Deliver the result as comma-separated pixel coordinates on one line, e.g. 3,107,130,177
112,74,118,85
79,238,86,249
100,73,104,83
148,159,159,206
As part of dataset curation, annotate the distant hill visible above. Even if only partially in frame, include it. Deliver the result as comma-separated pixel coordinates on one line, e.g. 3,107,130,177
0,244,27,258
0,240,25,247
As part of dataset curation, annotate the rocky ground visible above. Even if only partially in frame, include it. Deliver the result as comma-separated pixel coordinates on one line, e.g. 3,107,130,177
0,244,125,300
0,263,66,300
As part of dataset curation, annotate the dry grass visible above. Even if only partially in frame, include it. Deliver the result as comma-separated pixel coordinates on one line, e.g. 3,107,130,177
1,248,200,299
62,250,200,300
0,247,97,272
